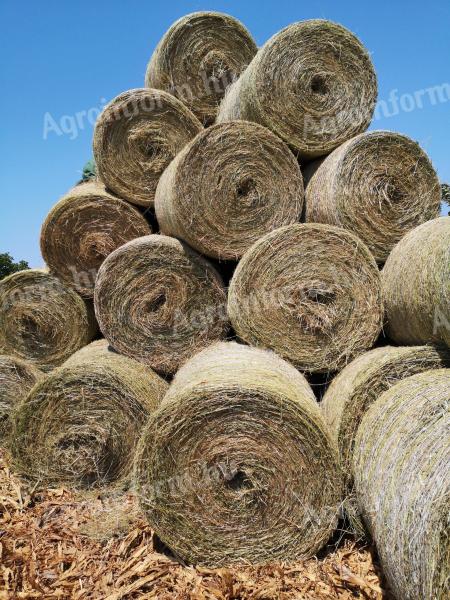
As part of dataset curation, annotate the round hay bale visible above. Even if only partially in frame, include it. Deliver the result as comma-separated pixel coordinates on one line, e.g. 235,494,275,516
0,355,44,442
94,235,227,374
382,217,450,347
0,270,97,371
353,369,450,600
145,12,257,125
228,224,383,373
322,344,449,482
155,121,304,260
11,341,168,490
305,131,441,263
40,181,151,297
217,20,377,160
134,341,343,566
93,88,203,207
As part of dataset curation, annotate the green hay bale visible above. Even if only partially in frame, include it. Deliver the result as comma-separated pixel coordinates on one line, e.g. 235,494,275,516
155,121,304,260
353,369,450,600
134,341,343,566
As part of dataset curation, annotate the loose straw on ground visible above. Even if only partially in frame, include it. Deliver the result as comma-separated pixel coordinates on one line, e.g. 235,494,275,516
93,88,203,207
155,121,304,260
94,235,227,374
228,224,383,373
145,11,257,125
217,20,377,160
40,181,151,297
353,369,450,600
134,341,343,566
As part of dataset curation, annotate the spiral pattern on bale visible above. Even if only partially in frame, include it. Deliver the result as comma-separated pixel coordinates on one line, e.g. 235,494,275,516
40,181,151,297
155,121,304,260
353,369,450,600
382,217,450,347
0,355,44,441
145,12,257,125
11,340,168,490
94,235,227,374
0,270,97,371
228,224,383,373
134,341,343,566
304,131,441,263
93,88,203,207
217,20,377,159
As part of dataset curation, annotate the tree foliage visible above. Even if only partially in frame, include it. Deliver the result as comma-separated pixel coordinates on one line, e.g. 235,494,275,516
0,253,29,280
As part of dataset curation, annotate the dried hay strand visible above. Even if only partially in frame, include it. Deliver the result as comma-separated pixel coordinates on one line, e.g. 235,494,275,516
353,369,450,600
0,355,44,442
155,121,304,260
40,181,151,297
93,88,203,207
382,217,450,347
0,269,97,371
134,341,343,566
228,224,383,373
305,131,441,263
145,11,257,125
217,20,377,160
94,235,227,374
11,340,168,490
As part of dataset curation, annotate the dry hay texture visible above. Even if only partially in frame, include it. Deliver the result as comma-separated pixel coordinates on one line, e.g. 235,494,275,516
93,88,203,207
0,269,96,372
353,369,450,600
40,181,151,297
0,354,45,442
217,19,377,160
382,216,450,347
94,235,227,374
304,131,441,263
155,121,304,260
145,11,257,125
134,341,343,567
11,340,168,490
228,223,383,373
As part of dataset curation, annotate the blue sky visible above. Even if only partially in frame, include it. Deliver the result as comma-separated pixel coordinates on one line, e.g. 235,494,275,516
1,0,449,267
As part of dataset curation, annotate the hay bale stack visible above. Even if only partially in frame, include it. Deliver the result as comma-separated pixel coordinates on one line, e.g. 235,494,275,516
0,270,97,371
93,88,203,207
145,12,257,125
382,217,450,347
40,181,151,297
12,341,168,490
217,20,377,159
0,355,45,441
305,131,441,263
322,345,449,483
155,121,304,260
228,224,383,373
94,235,227,374
353,369,450,600
134,341,343,566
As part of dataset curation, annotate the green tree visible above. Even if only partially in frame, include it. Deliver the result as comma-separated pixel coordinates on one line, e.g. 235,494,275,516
0,253,29,280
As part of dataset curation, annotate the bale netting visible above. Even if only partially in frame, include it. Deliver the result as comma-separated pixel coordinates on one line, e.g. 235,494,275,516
145,12,257,125
94,235,228,374
304,131,441,263
40,181,151,297
382,217,450,347
0,270,97,371
0,355,45,442
134,341,343,566
217,20,377,160
93,88,203,207
11,341,168,490
228,224,383,373
353,369,450,600
155,121,304,260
